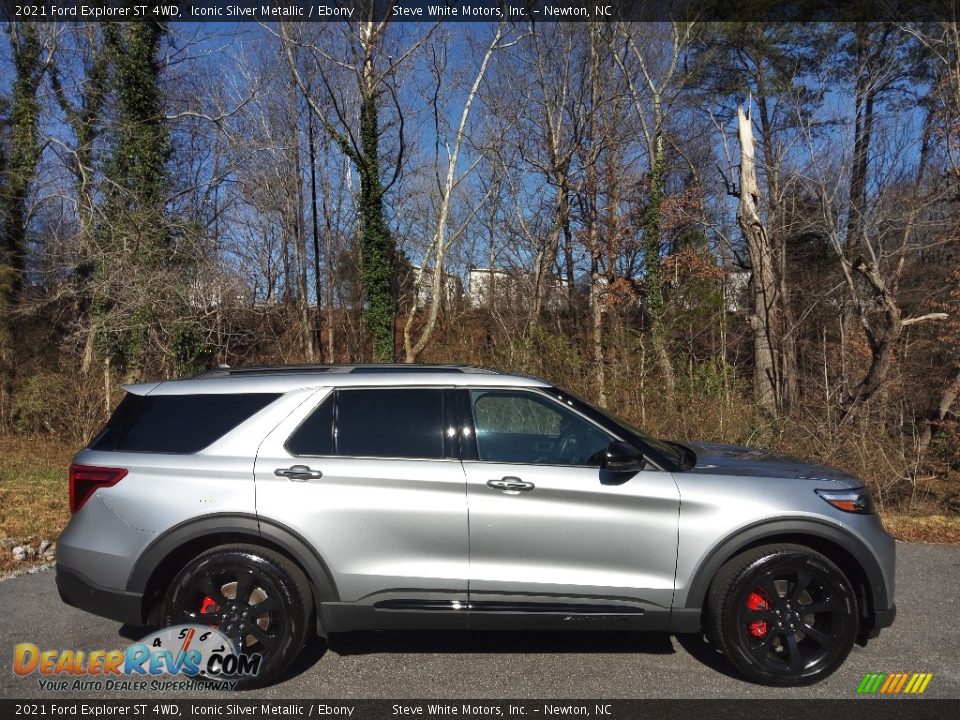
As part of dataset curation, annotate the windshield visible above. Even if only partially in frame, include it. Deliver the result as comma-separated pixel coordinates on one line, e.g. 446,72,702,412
543,386,690,470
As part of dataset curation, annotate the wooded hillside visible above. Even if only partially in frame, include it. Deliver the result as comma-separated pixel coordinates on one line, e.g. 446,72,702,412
1,18,958,514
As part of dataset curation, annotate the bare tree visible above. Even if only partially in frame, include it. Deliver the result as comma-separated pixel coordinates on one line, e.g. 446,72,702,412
402,23,510,362
497,25,590,326
279,13,431,361
900,20,960,458
614,21,695,399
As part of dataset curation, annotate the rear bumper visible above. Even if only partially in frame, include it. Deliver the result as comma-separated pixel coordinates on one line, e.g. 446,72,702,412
56,565,144,626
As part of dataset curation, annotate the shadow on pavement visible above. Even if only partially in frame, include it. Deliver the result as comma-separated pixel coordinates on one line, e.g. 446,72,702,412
673,632,743,681
119,624,154,641
327,629,674,655
115,625,744,687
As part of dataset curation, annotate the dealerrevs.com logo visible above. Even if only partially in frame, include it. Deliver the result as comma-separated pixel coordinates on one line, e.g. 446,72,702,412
13,625,261,691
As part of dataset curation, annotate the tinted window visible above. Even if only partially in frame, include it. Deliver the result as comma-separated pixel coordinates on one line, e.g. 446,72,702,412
286,395,335,456
549,386,688,469
470,390,612,466
90,393,279,453
474,392,561,435
336,389,444,459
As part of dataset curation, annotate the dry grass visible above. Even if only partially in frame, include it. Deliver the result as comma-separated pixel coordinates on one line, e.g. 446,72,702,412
880,514,960,544
0,434,75,574
0,432,956,577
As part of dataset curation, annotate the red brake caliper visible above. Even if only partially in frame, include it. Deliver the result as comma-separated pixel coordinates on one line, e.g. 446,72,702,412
199,596,219,626
746,588,771,638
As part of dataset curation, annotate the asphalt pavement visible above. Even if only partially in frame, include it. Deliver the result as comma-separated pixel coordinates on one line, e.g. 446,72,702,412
1,542,957,699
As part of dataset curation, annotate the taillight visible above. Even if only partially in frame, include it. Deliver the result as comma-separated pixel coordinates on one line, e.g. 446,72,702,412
69,464,128,514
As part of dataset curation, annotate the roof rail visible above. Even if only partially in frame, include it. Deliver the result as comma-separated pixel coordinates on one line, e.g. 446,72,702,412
192,364,335,379
193,363,498,379
349,365,469,374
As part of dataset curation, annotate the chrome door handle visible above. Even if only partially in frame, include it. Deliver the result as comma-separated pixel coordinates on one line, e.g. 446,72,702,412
486,477,535,493
275,465,322,481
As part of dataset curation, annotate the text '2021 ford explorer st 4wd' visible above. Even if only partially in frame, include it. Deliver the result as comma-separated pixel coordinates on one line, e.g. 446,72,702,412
57,364,896,688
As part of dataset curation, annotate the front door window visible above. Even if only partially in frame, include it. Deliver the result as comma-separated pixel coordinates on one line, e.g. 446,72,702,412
469,389,613,466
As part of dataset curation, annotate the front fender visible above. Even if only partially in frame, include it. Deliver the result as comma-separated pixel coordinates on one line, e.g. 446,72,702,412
670,517,893,633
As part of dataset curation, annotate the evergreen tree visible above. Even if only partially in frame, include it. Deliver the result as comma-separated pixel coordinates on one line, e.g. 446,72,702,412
95,19,201,378
0,24,45,420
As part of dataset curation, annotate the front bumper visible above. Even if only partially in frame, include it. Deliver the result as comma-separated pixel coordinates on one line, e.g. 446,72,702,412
56,565,145,626
866,603,897,638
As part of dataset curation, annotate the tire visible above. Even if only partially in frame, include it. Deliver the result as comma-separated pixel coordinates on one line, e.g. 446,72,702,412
162,544,314,689
707,543,858,686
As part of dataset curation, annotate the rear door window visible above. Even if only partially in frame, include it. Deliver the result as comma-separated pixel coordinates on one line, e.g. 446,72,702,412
337,388,444,459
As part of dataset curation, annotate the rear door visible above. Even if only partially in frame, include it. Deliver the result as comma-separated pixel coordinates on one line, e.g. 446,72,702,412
254,386,469,622
459,388,680,629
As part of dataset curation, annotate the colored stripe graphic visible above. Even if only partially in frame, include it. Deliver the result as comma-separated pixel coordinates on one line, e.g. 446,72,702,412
879,674,897,693
857,673,885,694
858,672,933,695
905,673,934,694
893,673,909,693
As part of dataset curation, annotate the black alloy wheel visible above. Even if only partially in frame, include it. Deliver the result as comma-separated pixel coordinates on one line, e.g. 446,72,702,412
708,543,859,686
162,544,313,689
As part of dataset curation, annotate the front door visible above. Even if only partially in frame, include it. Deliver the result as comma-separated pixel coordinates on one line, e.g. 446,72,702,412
459,388,680,630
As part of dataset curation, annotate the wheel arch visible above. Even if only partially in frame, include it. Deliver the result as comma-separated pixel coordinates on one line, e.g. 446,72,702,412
681,518,888,638
127,513,339,627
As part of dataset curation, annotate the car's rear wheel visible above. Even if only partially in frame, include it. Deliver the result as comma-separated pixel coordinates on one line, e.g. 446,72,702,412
162,544,313,689
707,543,858,686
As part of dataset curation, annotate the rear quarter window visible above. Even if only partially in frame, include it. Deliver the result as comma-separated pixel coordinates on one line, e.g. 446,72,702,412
90,393,280,453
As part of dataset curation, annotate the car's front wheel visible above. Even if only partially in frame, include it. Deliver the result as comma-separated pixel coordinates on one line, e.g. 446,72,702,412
707,543,858,686
162,544,313,689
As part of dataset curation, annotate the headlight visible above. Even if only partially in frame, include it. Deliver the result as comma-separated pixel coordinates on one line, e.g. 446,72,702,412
815,488,875,514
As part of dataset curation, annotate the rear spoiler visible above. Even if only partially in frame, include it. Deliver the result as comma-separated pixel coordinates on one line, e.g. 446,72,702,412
120,382,161,397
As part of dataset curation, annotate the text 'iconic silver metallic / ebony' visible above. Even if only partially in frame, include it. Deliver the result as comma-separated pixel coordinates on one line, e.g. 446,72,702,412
56,364,896,688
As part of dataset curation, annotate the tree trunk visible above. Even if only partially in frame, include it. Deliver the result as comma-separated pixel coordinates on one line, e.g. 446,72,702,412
403,25,500,362
837,255,904,418
562,202,575,308
645,131,676,398
307,85,323,362
917,366,960,459
358,99,395,362
847,26,879,251
324,157,337,363
103,358,112,413
753,76,796,408
289,79,314,362
528,190,566,327
351,21,397,362
736,105,779,416
591,253,607,409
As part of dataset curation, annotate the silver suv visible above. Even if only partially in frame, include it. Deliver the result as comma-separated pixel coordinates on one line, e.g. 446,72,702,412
57,365,896,688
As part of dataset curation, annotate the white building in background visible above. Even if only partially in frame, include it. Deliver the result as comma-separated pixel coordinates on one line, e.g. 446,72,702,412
468,267,515,308
545,275,571,310
190,273,250,309
411,266,463,307
467,267,569,310
723,268,751,313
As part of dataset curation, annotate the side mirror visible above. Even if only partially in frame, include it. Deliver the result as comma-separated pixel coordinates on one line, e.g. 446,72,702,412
601,441,646,474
